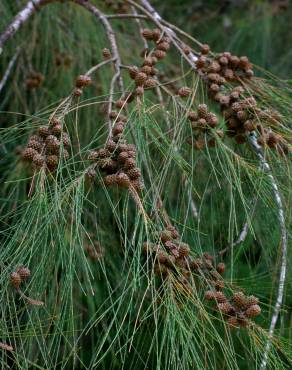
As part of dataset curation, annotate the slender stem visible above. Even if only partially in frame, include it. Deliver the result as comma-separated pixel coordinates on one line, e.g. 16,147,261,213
248,133,287,370
0,48,20,93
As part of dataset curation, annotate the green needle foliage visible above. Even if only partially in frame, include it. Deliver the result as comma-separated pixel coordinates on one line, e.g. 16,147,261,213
0,1,291,369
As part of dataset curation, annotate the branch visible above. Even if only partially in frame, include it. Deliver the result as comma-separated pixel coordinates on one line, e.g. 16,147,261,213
0,48,20,93
248,133,287,370
0,0,124,91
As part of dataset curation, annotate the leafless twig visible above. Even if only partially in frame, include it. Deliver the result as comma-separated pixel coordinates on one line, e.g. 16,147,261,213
0,48,20,93
248,133,287,370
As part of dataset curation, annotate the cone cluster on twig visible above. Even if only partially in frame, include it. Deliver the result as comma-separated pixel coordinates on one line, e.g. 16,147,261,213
195,44,290,154
88,114,143,193
187,104,223,149
142,228,260,327
10,266,44,306
22,116,70,171
127,28,172,97
205,289,261,328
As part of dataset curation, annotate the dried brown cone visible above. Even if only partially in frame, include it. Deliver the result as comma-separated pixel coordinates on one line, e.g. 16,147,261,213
51,124,62,136
75,75,92,88
245,304,261,318
116,173,130,187
178,87,192,97
124,158,136,170
129,66,139,80
216,262,225,275
102,48,111,59
33,154,46,168
135,72,148,86
160,230,173,244
205,290,215,301
38,126,50,137
227,316,239,328
218,302,235,315
104,174,117,186
46,155,59,170
135,86,144,96
17,266,31,281
127,167,141,180
10,272,21,289
141,65,152,75
245,295,259,307
141,28,153,40
144,78,156,89
178,243,190,257
22,148,38,161
214,291,227,303
200,44,210,54
115,100,127,109
232,292,247,308
27,140,43,152
157,41,170,52
154,49,166,60
152,28,161,41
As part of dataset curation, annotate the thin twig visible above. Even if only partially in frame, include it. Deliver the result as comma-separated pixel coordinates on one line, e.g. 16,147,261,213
248,133,287,370
0,48,20,93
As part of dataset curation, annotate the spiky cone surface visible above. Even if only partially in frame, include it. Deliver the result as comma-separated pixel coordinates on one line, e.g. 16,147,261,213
232,292,247,308
46,155,59,170
178,243,190,257
127,168,141,180
135,72,148,86
51,124,62,136
61,133,71,147
116,173,130,188
27,140,43,152
22,148,38,161
10,272,21,289
218,302,235,315
75,74,92,88
38,126,50,137
214,291,227,303
144,78,156,89
102,48,111,59
227,316,239,328
245,295,259,307
178,87,192,97
245,304,261,318
104,174,117,186
160,230,173,244
205,290,215,301
154,49,166,60
17,266,31,281
33,154,46,168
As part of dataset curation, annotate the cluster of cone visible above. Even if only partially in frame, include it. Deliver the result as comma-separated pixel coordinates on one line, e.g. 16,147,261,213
22,116,70,171
205,289,261,328
187,104,224,149
195,44,290,154
10,266,44,306
10,266,31,289
127,27,171,97
88,112,143,193
142,227,261,328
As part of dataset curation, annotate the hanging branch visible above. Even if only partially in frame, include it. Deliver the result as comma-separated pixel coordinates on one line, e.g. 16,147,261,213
248,133,287,370
0,48,20,93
